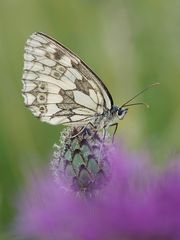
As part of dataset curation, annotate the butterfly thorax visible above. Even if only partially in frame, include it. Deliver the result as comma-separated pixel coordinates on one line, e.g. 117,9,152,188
93,105,128,129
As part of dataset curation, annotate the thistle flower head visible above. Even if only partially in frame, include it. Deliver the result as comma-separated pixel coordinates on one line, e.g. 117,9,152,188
51,127,112,195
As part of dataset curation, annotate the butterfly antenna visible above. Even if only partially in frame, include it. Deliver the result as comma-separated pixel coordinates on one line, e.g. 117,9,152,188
121,82,160,108
124,102,150,108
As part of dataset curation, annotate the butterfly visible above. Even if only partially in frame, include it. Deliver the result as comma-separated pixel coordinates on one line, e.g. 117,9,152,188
22,32,158,137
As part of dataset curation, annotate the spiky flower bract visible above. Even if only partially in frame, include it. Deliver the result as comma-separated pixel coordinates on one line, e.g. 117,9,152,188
51,127,112,195
15,127,180,240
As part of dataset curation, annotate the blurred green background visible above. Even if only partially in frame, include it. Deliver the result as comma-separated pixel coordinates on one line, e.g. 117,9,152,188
0,0,180,235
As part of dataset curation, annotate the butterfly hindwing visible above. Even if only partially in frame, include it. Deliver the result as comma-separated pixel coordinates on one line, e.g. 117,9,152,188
22,32,113,125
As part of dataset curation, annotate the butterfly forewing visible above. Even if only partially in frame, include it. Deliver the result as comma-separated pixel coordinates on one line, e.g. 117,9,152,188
22,32,113,126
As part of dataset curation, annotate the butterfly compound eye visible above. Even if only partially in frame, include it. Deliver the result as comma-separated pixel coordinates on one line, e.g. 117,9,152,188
118,107,128,119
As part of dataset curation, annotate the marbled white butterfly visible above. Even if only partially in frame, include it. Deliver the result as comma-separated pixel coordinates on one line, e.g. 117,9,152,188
22,32,158,136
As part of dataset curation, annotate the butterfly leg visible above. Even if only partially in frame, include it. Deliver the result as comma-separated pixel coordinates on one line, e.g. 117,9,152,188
109,123,118,142
70,125,87,138
102,127,107,141
88,122,97,131
70,122,97,139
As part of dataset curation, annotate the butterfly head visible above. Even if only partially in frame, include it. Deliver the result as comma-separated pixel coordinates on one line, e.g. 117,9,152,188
117,107,128,120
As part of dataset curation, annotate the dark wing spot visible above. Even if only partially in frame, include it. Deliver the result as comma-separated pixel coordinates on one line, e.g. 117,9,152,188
65,90,74,99
39,105,47,114
59,89,74,104
52,70,61,79
55,109,73,116
75,78,92,95
71,60,79,69
57,103,79,110
54,50,64,60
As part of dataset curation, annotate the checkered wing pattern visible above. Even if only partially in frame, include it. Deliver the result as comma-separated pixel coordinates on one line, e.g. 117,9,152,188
22,32,113,125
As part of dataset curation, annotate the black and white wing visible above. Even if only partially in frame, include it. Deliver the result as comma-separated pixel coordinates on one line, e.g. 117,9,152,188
22,32,113,125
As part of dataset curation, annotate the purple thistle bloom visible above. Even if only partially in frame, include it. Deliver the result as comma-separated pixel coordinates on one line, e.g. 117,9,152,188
15,143,180,240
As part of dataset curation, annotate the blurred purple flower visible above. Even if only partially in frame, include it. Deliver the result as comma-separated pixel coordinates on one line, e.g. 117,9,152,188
15,146,180,240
